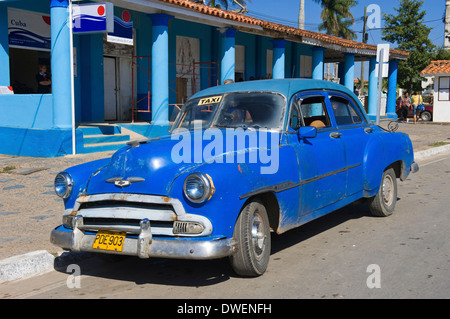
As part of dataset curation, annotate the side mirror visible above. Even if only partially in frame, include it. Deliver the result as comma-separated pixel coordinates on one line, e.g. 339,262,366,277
298,126,317,139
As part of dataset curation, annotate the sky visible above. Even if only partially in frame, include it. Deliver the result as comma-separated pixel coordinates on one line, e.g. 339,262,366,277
244,0,447,48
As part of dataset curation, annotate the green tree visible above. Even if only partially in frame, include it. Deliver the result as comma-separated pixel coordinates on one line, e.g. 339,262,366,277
314,0,358,40
433,46,450,61
382,0,435,92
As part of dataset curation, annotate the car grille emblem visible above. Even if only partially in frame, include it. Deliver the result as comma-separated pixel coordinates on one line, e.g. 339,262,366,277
115,180,131,187
105,177,145,188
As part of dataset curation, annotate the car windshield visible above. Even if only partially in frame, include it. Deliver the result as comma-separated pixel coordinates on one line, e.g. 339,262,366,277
173,92,286,131
175,95,223,130
214,92,286,130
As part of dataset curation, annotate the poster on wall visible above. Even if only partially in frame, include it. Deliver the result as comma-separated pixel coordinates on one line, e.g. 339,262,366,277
107,10,133,46
176,36,200,98
8,8,51,51
73,2,114,34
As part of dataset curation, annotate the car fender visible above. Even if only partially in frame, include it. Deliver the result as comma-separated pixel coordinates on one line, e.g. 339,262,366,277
167,144,301,238
362,130,414,197
61,158,111,209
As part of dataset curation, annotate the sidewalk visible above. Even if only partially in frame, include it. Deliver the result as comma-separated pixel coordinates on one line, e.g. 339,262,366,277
378,119,450,152
0,120,449,282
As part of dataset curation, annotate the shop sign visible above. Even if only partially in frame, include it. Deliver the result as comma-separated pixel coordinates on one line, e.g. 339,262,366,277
107,10,133,46
8,8,51,51
73,2,114,34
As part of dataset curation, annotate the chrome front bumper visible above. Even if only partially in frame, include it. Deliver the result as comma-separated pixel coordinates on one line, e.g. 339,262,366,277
411,161,419,174
51,193,236,260
50,220,236,260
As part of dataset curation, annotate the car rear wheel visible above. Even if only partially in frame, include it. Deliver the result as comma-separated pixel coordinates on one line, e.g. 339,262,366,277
368,168,397,217
230,199,271,277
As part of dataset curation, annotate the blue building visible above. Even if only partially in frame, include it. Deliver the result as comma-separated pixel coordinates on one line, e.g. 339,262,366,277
0,0,407,157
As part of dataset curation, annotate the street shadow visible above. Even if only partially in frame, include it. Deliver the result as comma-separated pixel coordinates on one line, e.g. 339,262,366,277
270,200,372,255
54,250,232,287
53,201,378,287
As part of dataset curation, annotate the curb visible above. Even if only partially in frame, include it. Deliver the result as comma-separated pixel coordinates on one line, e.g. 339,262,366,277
0,250,55,284
1,146,450,285
414,144,450,161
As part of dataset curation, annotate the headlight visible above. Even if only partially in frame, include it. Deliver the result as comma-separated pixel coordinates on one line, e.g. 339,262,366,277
54,172,74,199
183,172,214,204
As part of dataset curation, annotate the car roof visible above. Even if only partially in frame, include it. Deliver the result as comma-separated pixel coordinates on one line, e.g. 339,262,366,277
190,78,356,100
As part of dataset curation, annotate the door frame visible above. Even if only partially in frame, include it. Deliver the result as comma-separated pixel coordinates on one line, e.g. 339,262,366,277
103,56,118,121
103,30,136,122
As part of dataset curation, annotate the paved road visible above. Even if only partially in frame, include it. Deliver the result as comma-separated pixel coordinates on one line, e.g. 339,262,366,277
1,154,449,300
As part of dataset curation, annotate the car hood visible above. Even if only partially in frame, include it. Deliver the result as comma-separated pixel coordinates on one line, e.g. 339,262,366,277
85,135,200,196
85,129,277,196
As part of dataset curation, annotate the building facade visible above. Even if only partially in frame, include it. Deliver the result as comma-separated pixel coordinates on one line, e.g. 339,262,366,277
421,60,450,122
0,0,408,157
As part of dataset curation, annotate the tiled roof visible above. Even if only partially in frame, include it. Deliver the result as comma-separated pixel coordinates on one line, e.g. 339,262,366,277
421,60,450,76
159,0,408,58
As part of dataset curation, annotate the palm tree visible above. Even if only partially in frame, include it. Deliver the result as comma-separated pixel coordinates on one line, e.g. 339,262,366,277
313,0,357,80
314,0,357,40
195,0,249,10
334,14,357,40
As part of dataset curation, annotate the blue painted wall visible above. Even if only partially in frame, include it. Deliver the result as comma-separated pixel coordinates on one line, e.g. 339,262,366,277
255,35,273,79
0,126,84,157
74,33,104,122
0,94,53,128
236,31,256,80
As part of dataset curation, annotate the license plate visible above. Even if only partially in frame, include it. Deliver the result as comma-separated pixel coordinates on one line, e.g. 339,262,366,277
93,231,126,252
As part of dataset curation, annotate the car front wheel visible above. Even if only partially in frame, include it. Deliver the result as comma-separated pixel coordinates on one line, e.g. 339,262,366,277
368,168,397,217
230,199,271,277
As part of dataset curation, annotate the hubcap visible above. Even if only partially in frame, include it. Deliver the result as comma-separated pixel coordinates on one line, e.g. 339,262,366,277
382,174,394,206
251,212,266,260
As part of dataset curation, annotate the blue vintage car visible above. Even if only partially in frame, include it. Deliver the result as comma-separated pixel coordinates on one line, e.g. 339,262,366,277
50,79,418,276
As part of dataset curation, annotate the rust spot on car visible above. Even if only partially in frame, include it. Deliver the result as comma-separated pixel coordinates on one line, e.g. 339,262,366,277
238,164,242,173
205,174,216,199
162,196,171,202
78,195,89,203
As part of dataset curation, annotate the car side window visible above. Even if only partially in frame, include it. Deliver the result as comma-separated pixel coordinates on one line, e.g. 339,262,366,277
294,95,332,130
329,96,363,126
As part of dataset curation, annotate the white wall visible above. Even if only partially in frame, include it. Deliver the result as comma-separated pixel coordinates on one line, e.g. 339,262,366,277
433,75,450,122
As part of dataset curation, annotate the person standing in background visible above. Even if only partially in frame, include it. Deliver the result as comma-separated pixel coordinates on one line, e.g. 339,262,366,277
36,64,51,94
411,91,423,124
399,92,411,122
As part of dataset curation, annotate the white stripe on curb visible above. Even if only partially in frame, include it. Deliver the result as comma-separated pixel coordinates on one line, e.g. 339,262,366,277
0,250,55,284
414,144,450,161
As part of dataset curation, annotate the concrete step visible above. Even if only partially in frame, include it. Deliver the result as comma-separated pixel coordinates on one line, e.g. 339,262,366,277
77,125,122,136
83,134,130,145
77,124,130,154
81,140,129,153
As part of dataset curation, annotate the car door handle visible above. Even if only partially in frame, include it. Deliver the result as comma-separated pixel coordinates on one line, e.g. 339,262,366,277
364,127,374,134
330,132,342,138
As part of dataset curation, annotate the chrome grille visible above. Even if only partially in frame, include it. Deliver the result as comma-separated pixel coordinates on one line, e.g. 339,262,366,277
74,194,178,236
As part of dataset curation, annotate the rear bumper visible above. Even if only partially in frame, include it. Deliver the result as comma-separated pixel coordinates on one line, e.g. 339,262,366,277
50,224,236,260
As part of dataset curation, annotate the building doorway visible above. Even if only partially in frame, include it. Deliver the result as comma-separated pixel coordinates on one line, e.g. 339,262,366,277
103,33,134,121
